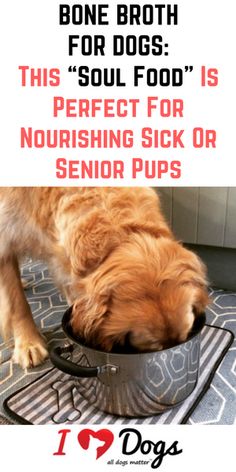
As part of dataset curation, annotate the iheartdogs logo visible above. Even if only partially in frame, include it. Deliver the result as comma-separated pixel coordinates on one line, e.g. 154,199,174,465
53,427,183,469
77,428,114,459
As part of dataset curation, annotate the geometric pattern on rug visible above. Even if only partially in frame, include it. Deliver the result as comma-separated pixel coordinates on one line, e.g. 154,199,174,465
0,260,236,424
188,289,236,424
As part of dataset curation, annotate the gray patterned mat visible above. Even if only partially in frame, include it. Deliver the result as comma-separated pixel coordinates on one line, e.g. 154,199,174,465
0,260,236,424
3,324,232,425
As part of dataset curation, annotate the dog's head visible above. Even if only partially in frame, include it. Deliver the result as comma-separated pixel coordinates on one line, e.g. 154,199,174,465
69,234,209,352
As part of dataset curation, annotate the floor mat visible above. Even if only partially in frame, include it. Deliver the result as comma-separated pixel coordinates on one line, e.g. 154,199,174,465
1,260,236,424
3,325,233,425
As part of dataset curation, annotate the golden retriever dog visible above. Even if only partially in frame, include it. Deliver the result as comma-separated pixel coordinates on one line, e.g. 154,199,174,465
0,187,209,368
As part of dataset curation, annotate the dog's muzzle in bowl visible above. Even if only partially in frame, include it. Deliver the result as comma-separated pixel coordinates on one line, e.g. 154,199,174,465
49,307,205,417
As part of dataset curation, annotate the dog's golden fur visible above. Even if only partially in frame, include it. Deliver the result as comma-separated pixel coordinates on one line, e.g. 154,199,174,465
0,187,209,367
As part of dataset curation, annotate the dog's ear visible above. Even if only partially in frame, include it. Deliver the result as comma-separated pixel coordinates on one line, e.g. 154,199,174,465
70,281,130,351
192,286,210,316
70,284,112,345
68,210,121,275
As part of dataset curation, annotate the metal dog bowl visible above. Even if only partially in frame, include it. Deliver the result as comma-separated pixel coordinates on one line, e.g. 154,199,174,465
49,307,205,417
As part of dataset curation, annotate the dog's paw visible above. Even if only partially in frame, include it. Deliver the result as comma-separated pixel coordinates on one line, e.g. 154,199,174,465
12,337,48,369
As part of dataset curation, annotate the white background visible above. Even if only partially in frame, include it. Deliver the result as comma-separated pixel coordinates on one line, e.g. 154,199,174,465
0,0,236,185
0,425,235,472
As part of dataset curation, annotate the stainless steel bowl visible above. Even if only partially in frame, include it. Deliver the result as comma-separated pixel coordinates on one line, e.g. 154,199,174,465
49,307,205,417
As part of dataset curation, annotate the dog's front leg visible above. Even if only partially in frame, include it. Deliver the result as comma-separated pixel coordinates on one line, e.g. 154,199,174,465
0,255,48,368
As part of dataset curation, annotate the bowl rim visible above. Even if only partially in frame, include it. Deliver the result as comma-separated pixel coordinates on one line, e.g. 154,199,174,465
61,306,206,358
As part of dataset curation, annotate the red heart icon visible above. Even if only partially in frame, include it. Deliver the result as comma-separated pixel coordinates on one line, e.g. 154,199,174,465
77,428,114,460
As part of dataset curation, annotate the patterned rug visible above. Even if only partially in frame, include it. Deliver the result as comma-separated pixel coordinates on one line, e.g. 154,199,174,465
0,260,236,425
3,324,233,425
